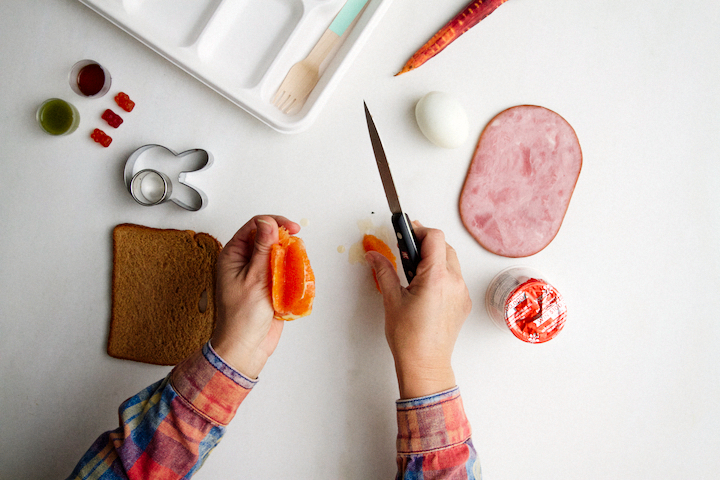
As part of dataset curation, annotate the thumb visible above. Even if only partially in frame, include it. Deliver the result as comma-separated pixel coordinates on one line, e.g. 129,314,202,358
246,217,278,278
365,251,402,301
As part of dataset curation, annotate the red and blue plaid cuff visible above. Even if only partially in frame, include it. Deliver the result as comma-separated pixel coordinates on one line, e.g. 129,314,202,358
170,341,256,426
396,387,472,454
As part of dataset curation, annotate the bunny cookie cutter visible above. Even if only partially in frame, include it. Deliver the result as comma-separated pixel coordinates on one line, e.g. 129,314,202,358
124,144,213,211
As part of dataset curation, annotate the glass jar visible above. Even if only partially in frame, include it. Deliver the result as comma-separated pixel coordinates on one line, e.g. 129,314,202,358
485,266,567,343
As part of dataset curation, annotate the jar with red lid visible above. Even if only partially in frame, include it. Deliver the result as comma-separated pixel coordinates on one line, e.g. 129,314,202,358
485,267,567,343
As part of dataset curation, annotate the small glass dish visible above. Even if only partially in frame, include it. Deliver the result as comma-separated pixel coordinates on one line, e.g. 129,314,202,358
36,98,80,136
69,59,112,98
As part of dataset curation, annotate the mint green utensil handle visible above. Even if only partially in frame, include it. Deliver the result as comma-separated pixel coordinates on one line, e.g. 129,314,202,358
329,0,369,36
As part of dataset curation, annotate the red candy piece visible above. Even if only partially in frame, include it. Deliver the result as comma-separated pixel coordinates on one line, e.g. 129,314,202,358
102,109,123,128
114,92,135,112
91,128,112,147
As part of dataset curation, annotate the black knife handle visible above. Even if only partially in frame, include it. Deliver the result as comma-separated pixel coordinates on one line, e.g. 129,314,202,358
392,213,421,283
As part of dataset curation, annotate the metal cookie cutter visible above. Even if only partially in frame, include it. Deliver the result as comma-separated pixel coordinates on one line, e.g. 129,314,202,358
124,144,213,211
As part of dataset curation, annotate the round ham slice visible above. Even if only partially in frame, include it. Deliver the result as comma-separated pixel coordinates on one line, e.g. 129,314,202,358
460,105,582,257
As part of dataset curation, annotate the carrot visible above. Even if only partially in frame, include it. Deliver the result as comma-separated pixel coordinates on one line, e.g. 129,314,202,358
395,0,510,76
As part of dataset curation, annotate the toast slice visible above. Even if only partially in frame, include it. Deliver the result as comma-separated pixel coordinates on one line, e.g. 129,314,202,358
108,224,222,365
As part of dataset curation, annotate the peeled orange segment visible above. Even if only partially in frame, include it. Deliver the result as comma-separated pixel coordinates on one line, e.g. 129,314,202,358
362,234,397,291
271,227,315,321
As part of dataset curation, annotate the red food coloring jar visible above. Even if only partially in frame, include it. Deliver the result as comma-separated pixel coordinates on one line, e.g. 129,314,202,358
485,267,567,343
69,60,112,98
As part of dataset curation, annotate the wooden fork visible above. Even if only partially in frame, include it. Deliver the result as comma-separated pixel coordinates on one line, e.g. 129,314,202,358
272,0,368,115
272,29,340,115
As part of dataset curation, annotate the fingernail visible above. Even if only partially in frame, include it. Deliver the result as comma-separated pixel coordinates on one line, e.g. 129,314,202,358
256,218,273,235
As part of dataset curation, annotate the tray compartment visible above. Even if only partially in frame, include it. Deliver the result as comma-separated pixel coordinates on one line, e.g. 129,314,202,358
120,0,222,47
194,0,304,89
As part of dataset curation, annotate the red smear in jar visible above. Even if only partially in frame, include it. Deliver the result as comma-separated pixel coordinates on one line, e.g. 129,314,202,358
505,279,566,343
77,64,106,96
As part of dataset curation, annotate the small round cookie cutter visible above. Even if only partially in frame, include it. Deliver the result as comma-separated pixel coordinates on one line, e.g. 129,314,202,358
124,144,213,211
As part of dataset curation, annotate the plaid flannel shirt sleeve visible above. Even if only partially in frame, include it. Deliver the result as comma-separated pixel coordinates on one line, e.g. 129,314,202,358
67,341,255,480
396,387,480,479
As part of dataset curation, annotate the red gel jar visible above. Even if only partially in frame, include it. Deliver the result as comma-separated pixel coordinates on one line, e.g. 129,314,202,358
485,267,567,343
69,60,112,98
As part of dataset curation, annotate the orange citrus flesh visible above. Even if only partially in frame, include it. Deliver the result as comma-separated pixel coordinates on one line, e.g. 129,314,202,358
271,227,315,320
362,234,397,291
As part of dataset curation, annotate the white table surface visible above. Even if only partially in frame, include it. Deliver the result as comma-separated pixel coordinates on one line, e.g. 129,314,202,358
2,1,719,479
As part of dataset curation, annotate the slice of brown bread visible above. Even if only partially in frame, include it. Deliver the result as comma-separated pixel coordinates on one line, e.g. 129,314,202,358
108,223,222,366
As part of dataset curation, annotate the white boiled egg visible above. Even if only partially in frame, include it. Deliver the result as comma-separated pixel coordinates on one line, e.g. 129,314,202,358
415,91,469,149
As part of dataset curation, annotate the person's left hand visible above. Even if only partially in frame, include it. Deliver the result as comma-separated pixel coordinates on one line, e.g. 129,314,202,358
211,215,300,378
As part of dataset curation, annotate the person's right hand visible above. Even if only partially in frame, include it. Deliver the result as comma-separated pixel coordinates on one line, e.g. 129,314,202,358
365,221,472,399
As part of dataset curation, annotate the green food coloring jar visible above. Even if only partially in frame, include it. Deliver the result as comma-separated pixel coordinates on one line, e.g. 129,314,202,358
37,98,80,136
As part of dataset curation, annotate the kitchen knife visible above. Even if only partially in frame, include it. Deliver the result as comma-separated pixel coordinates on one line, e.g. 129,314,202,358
363,102,421,283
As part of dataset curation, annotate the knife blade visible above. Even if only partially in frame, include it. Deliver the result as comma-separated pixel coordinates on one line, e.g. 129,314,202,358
364,101,421,283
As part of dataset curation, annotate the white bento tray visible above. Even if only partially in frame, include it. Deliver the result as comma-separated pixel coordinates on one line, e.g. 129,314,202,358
78,0,392,133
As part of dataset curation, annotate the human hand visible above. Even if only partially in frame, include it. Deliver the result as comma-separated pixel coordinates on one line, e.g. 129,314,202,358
365,221,472,399
211,215,300,379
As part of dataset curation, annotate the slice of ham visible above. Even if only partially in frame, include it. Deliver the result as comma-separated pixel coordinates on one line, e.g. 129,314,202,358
460,105,582,257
